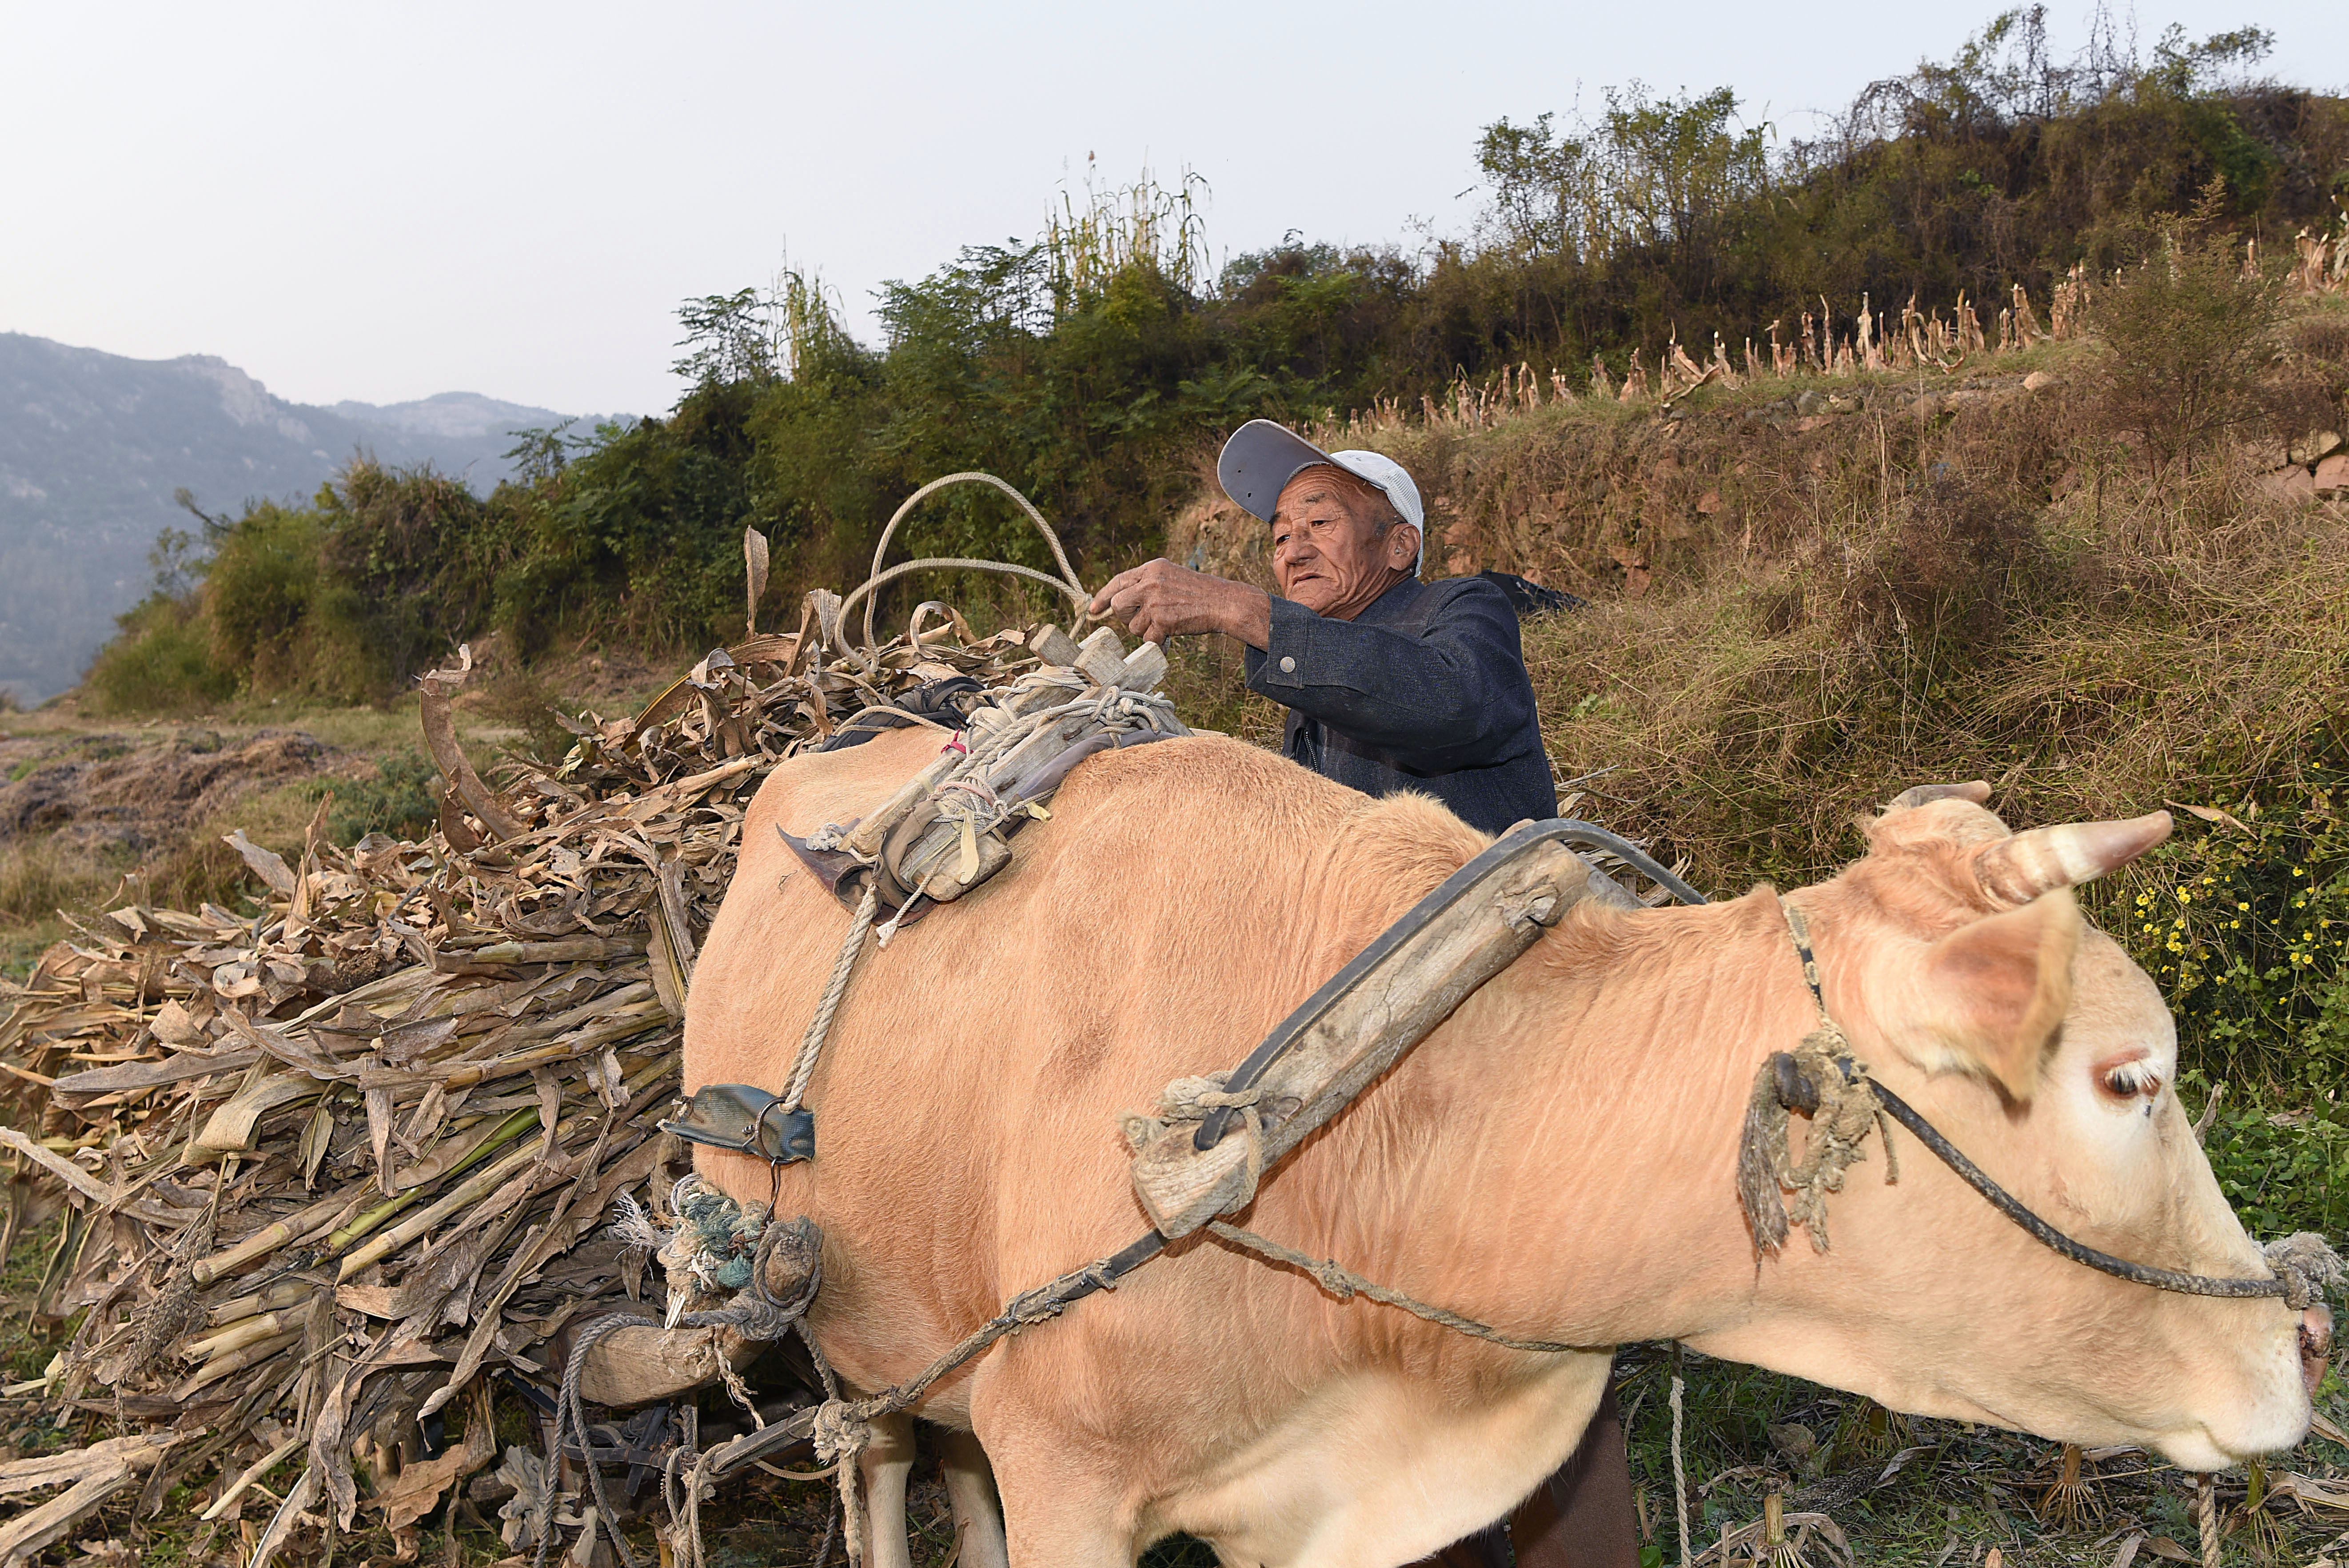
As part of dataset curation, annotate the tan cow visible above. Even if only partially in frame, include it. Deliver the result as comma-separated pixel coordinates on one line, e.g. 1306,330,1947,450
684,726,2315,1567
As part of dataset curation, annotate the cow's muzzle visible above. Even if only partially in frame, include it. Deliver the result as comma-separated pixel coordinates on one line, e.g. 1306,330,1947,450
2301,1304,2333,1396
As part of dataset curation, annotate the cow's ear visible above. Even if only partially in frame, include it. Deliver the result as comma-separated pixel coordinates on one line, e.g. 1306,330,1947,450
1897,890,2082,1102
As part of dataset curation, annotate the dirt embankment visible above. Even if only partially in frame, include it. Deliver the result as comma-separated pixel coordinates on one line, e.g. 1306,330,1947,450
0,730,335,858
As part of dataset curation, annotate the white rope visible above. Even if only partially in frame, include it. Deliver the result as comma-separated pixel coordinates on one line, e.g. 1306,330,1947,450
2198,1472,2221,1568
842,472,1093,670
1671,1372,1692,1568
838,557,1085,660
782,882,880,1112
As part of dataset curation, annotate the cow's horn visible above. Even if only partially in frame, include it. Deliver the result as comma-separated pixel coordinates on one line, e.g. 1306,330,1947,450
1973,811,2173,905
1885,780,1992,813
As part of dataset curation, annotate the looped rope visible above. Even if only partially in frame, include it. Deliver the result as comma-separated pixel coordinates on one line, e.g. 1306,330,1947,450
555,1216,829,1568
933,775,1006,821
1124,1073,1268,1211
2263,1231,2346,1313
839,473,1093,672
1737,902,1893,1255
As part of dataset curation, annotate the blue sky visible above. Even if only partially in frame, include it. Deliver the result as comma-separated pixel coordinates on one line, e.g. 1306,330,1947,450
1,0,2333,417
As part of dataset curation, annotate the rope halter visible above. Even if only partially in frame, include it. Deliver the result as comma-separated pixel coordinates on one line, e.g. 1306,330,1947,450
1747,896,2343,1311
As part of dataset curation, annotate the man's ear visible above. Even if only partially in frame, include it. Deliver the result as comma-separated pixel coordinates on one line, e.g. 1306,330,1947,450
1392,523,1420,565
1888,890,2082,1102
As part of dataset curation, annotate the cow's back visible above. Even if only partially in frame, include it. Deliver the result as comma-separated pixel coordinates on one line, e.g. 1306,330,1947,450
684,724,1484,1421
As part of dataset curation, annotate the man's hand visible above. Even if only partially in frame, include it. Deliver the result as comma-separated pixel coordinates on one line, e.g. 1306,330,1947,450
1088,560,1273,650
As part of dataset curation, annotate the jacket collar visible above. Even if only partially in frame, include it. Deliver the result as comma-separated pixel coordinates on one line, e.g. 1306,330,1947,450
1348,575,1425,625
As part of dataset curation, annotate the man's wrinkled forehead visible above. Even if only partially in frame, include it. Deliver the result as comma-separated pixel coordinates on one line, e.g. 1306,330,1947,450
1274,467,1370,521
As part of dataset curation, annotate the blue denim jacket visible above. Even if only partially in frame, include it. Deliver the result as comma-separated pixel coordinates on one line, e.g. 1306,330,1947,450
1242,575,1557,834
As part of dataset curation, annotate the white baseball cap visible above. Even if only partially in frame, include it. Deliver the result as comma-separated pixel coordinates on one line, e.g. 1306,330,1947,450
1216,419,1425,573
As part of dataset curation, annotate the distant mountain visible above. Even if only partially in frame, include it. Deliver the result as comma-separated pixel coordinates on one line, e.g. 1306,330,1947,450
0,333,618,702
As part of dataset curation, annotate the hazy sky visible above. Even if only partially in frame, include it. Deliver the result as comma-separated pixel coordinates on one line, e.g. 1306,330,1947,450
3,0,2334,418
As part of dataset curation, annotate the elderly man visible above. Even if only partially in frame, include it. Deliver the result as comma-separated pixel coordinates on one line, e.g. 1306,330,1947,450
1089,419,1636,1568
1090,419,1556,834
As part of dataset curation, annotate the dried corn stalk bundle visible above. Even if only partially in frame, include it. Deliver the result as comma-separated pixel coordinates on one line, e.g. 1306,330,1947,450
0,588,1037,1561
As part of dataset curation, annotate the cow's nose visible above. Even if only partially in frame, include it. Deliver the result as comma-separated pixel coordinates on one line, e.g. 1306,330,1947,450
2300,1304,2333,1396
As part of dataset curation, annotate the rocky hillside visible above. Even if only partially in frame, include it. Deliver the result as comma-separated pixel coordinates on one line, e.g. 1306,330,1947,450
0,333,604,702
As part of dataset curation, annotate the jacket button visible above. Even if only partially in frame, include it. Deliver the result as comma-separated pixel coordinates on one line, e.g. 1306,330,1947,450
1280,656,1296,673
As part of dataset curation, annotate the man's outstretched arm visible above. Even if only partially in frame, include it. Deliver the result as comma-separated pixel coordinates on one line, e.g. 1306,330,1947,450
1088,559,1272,649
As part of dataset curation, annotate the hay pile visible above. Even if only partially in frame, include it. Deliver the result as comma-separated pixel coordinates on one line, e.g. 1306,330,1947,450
0,595,1036,1564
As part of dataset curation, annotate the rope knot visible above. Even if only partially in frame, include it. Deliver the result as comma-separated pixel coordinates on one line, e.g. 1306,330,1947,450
1308,1259,1360,1299
1736,1031,1885,1257
934,776,1007,826
1004,1259,1115,1328
1153,1073,1259,1121
810,1400,872,1568
812,1400,870,1466
2266,1232,2346,1311
1135,1073,1272,1217
1737,900,1895,1258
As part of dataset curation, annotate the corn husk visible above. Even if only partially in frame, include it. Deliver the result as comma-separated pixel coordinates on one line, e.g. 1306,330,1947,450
0,590,1036,1551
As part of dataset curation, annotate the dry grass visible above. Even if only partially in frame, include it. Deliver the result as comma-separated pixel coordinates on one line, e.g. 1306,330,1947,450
1174,313,2349,893
1523,439,2349,890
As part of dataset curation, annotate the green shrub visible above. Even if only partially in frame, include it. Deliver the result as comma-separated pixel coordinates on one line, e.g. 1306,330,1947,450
81,593,235,714
2099,787,2349,1095
311,750,441,846
2091,183,2288,475
201,499,327,690
2194,1080,2349,1239
2089,786,2349,1242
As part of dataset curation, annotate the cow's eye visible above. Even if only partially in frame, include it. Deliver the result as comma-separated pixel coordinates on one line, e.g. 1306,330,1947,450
2100,1059,2163,1100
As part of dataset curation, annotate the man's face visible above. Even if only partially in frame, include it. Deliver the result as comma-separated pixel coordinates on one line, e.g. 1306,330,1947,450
1271,468,1418,619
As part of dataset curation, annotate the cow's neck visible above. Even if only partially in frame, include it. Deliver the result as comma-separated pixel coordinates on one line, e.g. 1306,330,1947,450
1257,883,1819,1350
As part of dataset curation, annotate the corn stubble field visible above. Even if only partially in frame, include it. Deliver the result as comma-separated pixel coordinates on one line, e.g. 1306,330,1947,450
5,48,2349,1568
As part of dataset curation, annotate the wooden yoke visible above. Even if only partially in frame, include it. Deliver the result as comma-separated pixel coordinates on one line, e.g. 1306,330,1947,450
1128,834,1636,1238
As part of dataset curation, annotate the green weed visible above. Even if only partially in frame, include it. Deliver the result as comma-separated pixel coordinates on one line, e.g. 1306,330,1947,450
307,750,440,846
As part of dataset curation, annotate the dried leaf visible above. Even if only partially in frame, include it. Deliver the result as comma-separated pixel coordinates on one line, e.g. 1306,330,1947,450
222,830,298,897
2166,799,2253,835
744,527,770,637
0,1435,176,1562
0,1126,115,1207
299,1101,335,1189
370,1393,495,1556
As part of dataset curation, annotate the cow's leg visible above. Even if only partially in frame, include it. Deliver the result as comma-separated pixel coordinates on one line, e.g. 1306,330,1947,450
859,1410,919,1568
984,1438,1134,1568
939,1427,1012,1568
